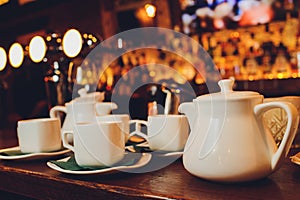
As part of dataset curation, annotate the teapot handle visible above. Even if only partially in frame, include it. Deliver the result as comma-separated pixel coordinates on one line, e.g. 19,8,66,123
49,106,67,119
254,102,299,170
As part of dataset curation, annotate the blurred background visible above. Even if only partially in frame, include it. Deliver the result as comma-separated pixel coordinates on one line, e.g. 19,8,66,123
0,0,299,129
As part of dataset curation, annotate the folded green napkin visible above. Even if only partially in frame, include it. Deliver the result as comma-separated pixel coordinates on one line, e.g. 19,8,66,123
50,154,139,171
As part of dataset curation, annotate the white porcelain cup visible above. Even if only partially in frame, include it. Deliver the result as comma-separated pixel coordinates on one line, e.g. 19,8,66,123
264,96,300,147
17,118,62,153
62,121,125,167
96,114,133,143
131,115,189,152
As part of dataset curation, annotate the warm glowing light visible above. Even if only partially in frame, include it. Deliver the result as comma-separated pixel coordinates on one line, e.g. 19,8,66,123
231,32,240,38
92,37,97,43
149,71,156,77
0,47,7,71
277,73,284,79
0,0,9,6
267,74,274,80
292,73,298,78
86,70,92,78
62,29,82,58
145,4,156,18
106,68,114,87
9,43,24,68
213,18,225,29
29,36,47,63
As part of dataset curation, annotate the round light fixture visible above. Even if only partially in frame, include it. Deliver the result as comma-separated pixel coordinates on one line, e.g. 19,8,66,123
62,29,82,58
9,42,24,68
0,47,7,71
29,36,47,63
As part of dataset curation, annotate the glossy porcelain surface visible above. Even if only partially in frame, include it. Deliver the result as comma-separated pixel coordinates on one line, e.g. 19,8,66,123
17,118,62,153
178,79,299,182
62,122,125,167
131,115,189,152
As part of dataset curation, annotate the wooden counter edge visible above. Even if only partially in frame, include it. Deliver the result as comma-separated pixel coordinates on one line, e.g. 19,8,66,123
0,164,179,200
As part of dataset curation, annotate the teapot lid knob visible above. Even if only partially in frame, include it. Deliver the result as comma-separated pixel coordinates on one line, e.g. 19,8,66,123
78,88,88,97
218,79,234,94
195,78,260,101
75,88,104,102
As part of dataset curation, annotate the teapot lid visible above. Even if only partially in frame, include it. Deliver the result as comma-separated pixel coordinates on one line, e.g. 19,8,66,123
196,79,261,101
73,88,104,102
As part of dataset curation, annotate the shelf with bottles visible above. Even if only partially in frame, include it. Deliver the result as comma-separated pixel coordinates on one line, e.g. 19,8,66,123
95,47,208,96
198,16,300,81
213,48,300,81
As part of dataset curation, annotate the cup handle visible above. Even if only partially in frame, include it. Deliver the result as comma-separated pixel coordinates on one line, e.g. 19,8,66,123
254,101,299,170
49,106,67,119
62,131,75,152
128,120,148,140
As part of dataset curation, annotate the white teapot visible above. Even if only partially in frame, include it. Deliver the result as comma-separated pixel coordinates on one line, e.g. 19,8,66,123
178,79,299,182
50,88,118,135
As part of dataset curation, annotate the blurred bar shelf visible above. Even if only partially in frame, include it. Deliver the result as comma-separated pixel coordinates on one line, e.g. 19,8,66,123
234,78,300,97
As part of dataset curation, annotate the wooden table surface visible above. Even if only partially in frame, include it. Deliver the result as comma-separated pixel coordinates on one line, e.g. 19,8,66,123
0,129,300,200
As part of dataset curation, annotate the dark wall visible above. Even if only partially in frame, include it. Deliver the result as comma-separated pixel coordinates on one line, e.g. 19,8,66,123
0,0,103,43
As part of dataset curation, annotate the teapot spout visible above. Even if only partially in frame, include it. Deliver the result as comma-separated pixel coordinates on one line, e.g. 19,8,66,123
178,102,195,128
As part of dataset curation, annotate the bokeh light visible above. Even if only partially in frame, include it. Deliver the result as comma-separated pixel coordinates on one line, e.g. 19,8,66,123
62,29,82,58
29,36,47,63
0,47,7,71
9,42,24,68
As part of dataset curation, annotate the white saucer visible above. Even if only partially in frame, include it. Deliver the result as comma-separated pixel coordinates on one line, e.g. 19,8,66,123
47,153,152,175
290,152,300,166
0,146,71,160
160,151,183,157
